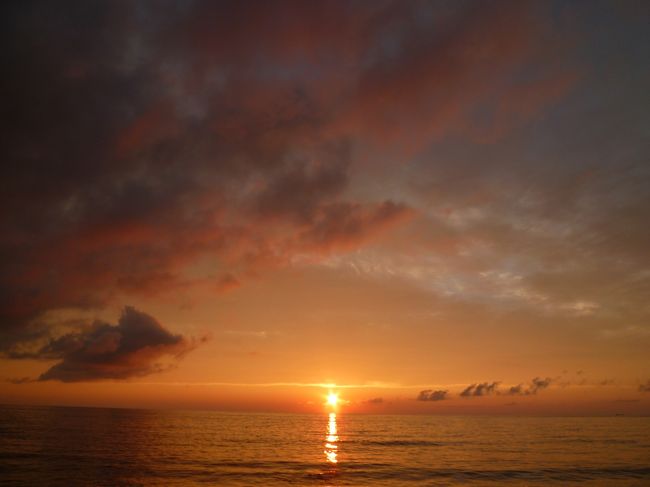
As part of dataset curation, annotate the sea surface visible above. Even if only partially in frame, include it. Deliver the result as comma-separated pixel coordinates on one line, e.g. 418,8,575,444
0,405,649,486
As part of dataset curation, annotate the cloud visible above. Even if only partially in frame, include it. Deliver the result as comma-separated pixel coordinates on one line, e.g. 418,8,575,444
365,397,384,405
4,307,202,382
460,381,500,397
297,201,414,254
335,0,578,149
639,380,650,393
252,155,349,223
1,0,647,384
529,377,553,393
1,0,419,347
7,377,34,385
455,378,554,397
417,389,448,401
507,384,524,395
506,377,553,396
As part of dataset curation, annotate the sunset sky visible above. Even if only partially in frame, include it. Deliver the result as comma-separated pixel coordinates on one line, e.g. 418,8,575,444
1,0,649,415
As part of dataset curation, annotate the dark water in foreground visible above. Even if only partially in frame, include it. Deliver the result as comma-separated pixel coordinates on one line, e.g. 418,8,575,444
1,405,649,486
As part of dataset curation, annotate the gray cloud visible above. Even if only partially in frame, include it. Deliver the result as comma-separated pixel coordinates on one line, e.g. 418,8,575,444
460,381,500,397
7,307,203,382
506,377,553,396
0,0,417,350
417,389,448,401
455,377,555,397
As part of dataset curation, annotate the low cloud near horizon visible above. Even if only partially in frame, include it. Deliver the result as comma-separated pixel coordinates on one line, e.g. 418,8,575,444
417,390,448,402
460,382,500,397
4,307,202,382
506,377,554,396
454,377,555,398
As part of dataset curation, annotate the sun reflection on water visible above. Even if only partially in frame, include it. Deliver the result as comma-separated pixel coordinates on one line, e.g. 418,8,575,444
324,412,338,464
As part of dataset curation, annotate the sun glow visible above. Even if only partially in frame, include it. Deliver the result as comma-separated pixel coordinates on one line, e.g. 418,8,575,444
326,392,339,407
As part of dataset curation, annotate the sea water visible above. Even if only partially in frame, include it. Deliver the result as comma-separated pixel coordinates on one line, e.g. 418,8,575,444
1,405,649,485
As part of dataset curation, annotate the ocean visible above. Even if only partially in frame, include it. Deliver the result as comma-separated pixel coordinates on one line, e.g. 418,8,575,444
0,405,649,485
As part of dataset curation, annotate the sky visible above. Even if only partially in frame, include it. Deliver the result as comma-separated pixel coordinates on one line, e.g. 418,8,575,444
1,0,649,415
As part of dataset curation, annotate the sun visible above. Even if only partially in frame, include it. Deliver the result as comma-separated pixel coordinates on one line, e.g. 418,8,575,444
327,392,339,407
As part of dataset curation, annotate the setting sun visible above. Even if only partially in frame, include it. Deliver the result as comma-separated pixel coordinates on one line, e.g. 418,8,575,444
326,392,339,407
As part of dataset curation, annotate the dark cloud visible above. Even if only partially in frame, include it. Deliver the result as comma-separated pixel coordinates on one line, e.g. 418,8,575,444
639,380,650,393
456,377,555,397
417,389,448,401
336,0,578,149
0,0,418,349
506,377,553,396
460,382,500,397
4,307,201,382
252,152,349,223
530,377,553,393
297,201,414,254
0,321,54,360
507,384,524,395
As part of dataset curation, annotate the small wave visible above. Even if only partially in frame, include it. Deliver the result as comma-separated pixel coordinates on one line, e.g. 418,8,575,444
326,465,650,482
354,439,455,447
560,438,638,445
